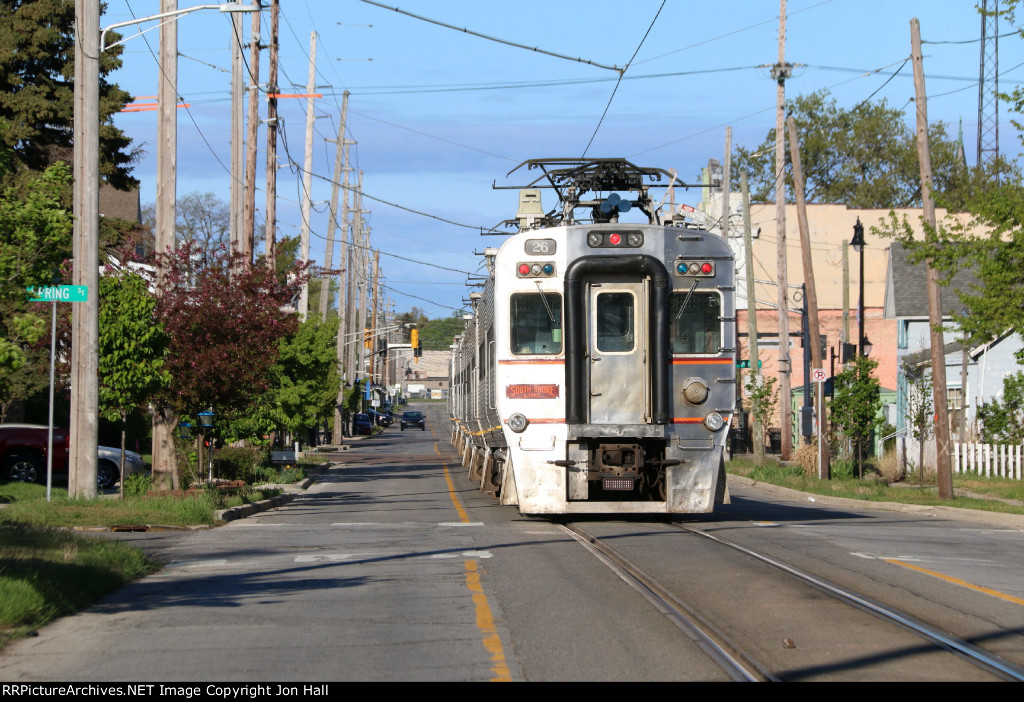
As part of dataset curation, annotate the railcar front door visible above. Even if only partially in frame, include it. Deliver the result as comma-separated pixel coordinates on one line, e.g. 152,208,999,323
587,281,648,424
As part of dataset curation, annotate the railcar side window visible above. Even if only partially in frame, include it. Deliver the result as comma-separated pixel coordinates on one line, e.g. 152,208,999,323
670,292,722,354
596,292,635,352
510,292,563,355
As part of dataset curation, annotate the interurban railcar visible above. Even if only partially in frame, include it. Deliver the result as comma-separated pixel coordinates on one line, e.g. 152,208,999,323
450,159,736,515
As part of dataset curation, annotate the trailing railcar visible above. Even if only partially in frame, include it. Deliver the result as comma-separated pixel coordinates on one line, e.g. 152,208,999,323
450,159,736,515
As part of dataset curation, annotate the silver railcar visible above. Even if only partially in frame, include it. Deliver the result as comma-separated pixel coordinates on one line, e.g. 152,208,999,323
450,159,736,515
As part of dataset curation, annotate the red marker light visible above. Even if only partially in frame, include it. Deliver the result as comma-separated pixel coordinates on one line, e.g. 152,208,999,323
701,262,713,274
519,264,531,275
609,233,621,245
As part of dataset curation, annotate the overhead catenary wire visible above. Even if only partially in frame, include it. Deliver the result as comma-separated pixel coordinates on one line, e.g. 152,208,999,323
356,0,623,74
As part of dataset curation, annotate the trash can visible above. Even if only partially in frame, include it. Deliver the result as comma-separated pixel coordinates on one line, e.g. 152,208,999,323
730,427,749,455
768,428,782,453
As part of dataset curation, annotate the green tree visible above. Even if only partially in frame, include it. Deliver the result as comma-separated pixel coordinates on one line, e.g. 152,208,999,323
98,266,170,497
732,89,999,208
831,355,882,479
743,371,777,468
270,317,340,442
0,159,73,418
0,0,137,188
903,362,933,484
977,371,1024,444
418,312,467,351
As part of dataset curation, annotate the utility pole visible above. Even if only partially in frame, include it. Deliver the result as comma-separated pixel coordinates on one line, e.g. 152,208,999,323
151,0,180,490
742,173,764,467
333,121,352,444
70,0,100,498
298,31,316,320
369,250,380,381
773,0,793,460
264,0,279,269
722,127,731,239
911,18,954,499
230,0,244,258
321,93,349,322
788,116,824,443
351,172,367,383
242,1,262,264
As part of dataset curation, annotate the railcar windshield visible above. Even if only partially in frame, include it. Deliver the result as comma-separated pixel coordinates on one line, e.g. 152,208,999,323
669,291,722,354
510,292,562,355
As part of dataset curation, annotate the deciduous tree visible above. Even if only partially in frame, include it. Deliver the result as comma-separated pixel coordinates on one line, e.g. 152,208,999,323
98,265,170,497
155,242,306,422
732,89,1000,208
831,355,882,479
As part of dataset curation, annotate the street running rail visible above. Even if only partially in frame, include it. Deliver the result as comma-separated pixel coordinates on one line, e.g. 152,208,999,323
673,523,1024,682
558,523,776,682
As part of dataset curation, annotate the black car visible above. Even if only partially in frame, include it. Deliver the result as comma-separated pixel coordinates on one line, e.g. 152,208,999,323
368,409,392,427
352,413,373,435
400,411,425,431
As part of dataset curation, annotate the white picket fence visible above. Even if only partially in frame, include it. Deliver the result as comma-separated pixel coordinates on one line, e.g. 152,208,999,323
953,442,1024,479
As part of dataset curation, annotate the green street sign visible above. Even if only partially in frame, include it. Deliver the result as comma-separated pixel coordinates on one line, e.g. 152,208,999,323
27,285,88,302
736,359,762,369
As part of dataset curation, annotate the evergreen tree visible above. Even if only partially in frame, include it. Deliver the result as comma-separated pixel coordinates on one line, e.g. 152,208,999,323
0,0,138,188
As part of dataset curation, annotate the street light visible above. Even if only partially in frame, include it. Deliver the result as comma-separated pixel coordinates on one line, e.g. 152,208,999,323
851,218,866,357
100,3,260,51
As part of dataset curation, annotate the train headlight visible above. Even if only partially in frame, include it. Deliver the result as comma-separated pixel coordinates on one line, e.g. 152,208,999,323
507,413,529,433
681,377,710,405
587,232,602,247
703,412,725,432
627,232,643,247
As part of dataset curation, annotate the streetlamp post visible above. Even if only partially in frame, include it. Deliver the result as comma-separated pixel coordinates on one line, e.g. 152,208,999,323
851,218,866,357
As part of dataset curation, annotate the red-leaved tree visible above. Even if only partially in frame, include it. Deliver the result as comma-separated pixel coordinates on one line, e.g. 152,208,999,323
155,242,307,438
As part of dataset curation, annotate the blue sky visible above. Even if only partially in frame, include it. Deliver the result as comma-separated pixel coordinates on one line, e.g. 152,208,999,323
101,0,1024,316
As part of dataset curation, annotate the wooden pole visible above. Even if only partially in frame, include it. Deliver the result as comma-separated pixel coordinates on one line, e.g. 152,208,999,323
742,173,765,466
911,18,954,498
788,116,828,474
773,0,793,460
242,3,261,264
264,0,279,269
297,31,316,320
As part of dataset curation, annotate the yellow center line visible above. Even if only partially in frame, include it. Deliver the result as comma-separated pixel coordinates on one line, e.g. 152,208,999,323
885,558,1024,607
465,559,512,682
435,441,470,524
434,441,512,681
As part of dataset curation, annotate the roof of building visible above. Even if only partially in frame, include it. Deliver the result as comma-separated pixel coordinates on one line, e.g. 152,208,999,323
884,243,981,319
99,184,141,223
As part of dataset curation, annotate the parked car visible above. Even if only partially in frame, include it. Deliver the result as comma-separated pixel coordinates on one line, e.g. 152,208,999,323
97,446,148,489
367,409,392,427
0,424,148,488
352,414,374,436
400,411,425,431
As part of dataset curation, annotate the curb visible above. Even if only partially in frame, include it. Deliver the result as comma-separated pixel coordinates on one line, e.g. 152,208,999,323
215,476,315,523
728,474,1024,528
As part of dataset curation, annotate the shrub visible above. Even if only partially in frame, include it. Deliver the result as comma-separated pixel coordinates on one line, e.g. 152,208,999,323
830,459,855,480
123,472,152,497
875,450,905,483
215,445,267,482
794,442,818,478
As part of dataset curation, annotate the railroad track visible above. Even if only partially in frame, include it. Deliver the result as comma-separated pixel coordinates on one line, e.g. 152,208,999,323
560,521,1024,682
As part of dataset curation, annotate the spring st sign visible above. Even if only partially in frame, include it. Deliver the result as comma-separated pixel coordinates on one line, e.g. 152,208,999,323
27,285,88,302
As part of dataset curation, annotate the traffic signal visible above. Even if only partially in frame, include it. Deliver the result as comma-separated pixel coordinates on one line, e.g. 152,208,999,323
364,329,371,349
411,329,421,358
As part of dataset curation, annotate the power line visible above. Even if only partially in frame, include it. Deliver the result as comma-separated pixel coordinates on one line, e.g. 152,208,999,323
356,0,622,74
581,0,665,158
